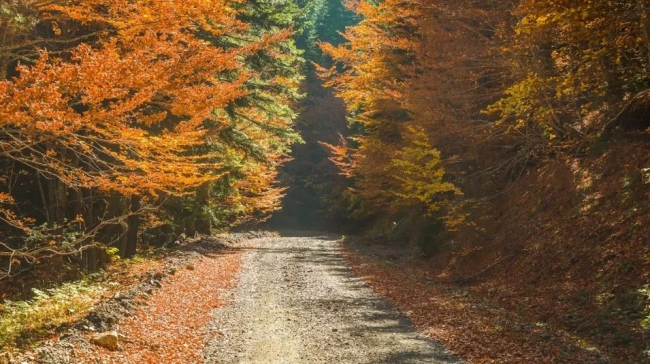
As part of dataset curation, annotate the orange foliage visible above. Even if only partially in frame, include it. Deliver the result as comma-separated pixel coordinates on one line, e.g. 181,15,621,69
320,0,460,218
0,0,252,197
0,0,300,270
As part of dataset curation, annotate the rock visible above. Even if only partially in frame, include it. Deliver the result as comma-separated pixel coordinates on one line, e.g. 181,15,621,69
151,279,162,288
0,352,13,364
186,263,195,270
538,332,552,340
585,347,602,355
584,347,609,363
153,272,164,280
92,331,119,350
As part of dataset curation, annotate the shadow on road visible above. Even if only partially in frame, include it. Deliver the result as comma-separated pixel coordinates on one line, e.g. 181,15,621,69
231,236,460,364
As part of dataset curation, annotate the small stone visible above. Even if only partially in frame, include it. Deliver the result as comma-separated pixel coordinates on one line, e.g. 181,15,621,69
186,263,195,270
92,330,119,350
168,267,177,275
153,272,164,280
539,332,552,340
151,280,162,288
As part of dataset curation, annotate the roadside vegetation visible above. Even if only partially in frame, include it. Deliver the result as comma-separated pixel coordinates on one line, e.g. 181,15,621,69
2,0,650,362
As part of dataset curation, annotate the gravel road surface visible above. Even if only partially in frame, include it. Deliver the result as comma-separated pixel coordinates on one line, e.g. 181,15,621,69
204,234,461,364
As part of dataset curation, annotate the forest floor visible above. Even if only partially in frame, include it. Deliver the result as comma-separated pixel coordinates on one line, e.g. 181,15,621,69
8,230,641,363
343,239,613,364
10,232,460,364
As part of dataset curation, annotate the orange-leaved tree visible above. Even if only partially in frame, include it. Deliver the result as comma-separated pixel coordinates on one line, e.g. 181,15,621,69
0,0,300,277
320,0,459,226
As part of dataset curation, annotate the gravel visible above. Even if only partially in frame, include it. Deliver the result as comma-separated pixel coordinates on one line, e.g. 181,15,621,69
204,234,461,364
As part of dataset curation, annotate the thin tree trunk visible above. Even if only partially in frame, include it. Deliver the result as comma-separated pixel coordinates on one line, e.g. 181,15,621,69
0,56,7,80
125,195,140,258
82,189,97,272
99,194,128,258
36,172,50,226
195,181,212,235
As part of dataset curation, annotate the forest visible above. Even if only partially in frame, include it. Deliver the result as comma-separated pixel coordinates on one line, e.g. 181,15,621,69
1,0,650,362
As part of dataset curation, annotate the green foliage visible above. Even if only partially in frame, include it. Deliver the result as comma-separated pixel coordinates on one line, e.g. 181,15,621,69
0,281,105,350
160,0,308,232
639,285,650,330
0,2,37,33
24,221,84,248
105,247,121,262
296,0,357,63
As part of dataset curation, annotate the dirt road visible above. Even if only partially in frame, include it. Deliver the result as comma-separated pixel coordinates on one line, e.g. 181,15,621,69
204,234,460,364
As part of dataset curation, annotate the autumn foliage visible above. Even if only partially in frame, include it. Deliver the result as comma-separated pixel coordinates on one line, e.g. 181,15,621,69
0,0,302,278
321,0,650,361
320,0,461,224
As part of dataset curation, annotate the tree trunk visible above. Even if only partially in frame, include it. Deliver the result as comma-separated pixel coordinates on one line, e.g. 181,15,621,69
99,194,128,258
125,195,140,258
195,181,212,235
41,147,68,273
0,56,7,80
81,189,100,272
185,218,197,238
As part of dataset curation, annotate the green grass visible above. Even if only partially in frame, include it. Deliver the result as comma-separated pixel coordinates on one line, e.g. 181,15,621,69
0,280,106,350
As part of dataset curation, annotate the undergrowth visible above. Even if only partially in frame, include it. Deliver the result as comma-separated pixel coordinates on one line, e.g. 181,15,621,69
640,285,650,330
0,280,106,351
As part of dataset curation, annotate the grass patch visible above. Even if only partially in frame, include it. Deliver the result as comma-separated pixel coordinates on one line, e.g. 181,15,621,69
0,280,106,351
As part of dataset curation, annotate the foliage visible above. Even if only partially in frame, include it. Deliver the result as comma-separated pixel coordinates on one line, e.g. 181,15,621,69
0,280,105,350
320,0,459,223
0,0,303,274
640,285,650,330
296,0,357,64
488,0,650,141
390,126,462,213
